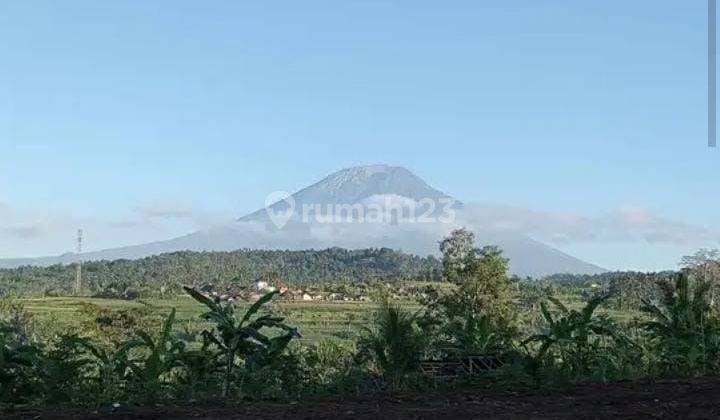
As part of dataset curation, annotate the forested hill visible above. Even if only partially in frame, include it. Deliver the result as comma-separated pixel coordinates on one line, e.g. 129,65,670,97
0,248,442,296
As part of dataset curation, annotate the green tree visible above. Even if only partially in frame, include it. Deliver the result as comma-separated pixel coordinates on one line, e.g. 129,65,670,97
422,229,517,357
680,249,720,306
439,228,476,284
439,229,515,330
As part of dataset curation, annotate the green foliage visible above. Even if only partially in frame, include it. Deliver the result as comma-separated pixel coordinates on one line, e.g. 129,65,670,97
0,323,40,404
78,304,158,347
184,286,300,397
641,273,720,375
122,309,186,401
296,340,364,395
358,300,426,390
5,247,720,407
438,229,515,331
442,313,504,355
64,335,133,403
439,228,476,284
421,229,517,358
523,293,625,379
0,248,442,297
172,344,219,399
34,335,94,404
0,287,305,405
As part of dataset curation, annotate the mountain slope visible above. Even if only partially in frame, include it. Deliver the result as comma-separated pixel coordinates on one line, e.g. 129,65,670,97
241,164,454,222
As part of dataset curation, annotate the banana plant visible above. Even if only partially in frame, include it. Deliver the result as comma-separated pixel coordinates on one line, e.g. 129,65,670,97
0,324,40,403
642,273,720,374
65,335,134,403
522,293,621,373
184,286,300,397
122,308,185,401
35,334,96,404
173,344,219,400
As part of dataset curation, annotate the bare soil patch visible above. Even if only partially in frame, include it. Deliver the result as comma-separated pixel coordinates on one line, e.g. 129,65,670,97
6,377,720,419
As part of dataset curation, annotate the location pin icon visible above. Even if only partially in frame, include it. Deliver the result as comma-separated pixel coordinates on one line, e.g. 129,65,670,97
265,191,295,229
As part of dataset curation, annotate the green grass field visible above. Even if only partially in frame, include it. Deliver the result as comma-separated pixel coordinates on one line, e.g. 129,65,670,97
17,296,397,343
16,294,644,345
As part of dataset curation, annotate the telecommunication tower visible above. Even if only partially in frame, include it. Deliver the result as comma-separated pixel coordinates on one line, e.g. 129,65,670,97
75,229,83,295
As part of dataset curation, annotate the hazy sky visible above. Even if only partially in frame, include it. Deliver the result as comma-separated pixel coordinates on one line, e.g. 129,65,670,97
0,1,717,270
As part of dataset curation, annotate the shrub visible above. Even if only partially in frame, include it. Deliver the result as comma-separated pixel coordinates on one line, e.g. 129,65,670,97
358,300,426,391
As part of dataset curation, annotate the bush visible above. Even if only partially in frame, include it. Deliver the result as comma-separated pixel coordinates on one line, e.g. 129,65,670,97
357,300,427,391
642,273,720,375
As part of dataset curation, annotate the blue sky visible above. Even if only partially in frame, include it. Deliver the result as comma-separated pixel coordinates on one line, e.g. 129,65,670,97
0,1,717,270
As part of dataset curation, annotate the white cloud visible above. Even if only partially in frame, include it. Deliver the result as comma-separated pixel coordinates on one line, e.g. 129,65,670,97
131,201,230,228
1,224,45,239
0,200,230,257
457,203,720,246
0,196,717,262
134,202,196,220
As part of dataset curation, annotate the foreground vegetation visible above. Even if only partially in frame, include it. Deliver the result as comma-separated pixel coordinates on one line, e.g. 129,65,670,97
2,230,720,409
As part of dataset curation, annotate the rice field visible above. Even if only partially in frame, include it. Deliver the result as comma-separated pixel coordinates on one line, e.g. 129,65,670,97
15,294,643,344
16,296,404,343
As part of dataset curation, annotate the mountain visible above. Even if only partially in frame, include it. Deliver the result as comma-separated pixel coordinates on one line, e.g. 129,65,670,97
242,164,452,222
0,164,605,277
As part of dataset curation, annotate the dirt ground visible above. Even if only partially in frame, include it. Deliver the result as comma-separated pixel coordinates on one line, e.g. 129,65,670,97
6,377,720,419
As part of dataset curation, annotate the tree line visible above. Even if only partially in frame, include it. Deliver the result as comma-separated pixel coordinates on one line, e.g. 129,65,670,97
0,248,442,296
